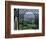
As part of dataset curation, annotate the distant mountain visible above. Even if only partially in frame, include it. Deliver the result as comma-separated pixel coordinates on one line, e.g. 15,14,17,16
24,12,35,22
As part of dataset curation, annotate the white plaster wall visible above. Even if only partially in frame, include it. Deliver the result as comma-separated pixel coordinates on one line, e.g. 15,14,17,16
0,0,46,39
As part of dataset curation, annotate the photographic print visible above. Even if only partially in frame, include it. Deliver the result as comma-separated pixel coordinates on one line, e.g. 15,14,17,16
14,9,39,30
11,5,43,34
5,1,45,38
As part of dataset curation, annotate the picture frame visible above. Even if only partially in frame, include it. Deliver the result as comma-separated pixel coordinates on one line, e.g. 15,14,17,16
5,1,45,38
